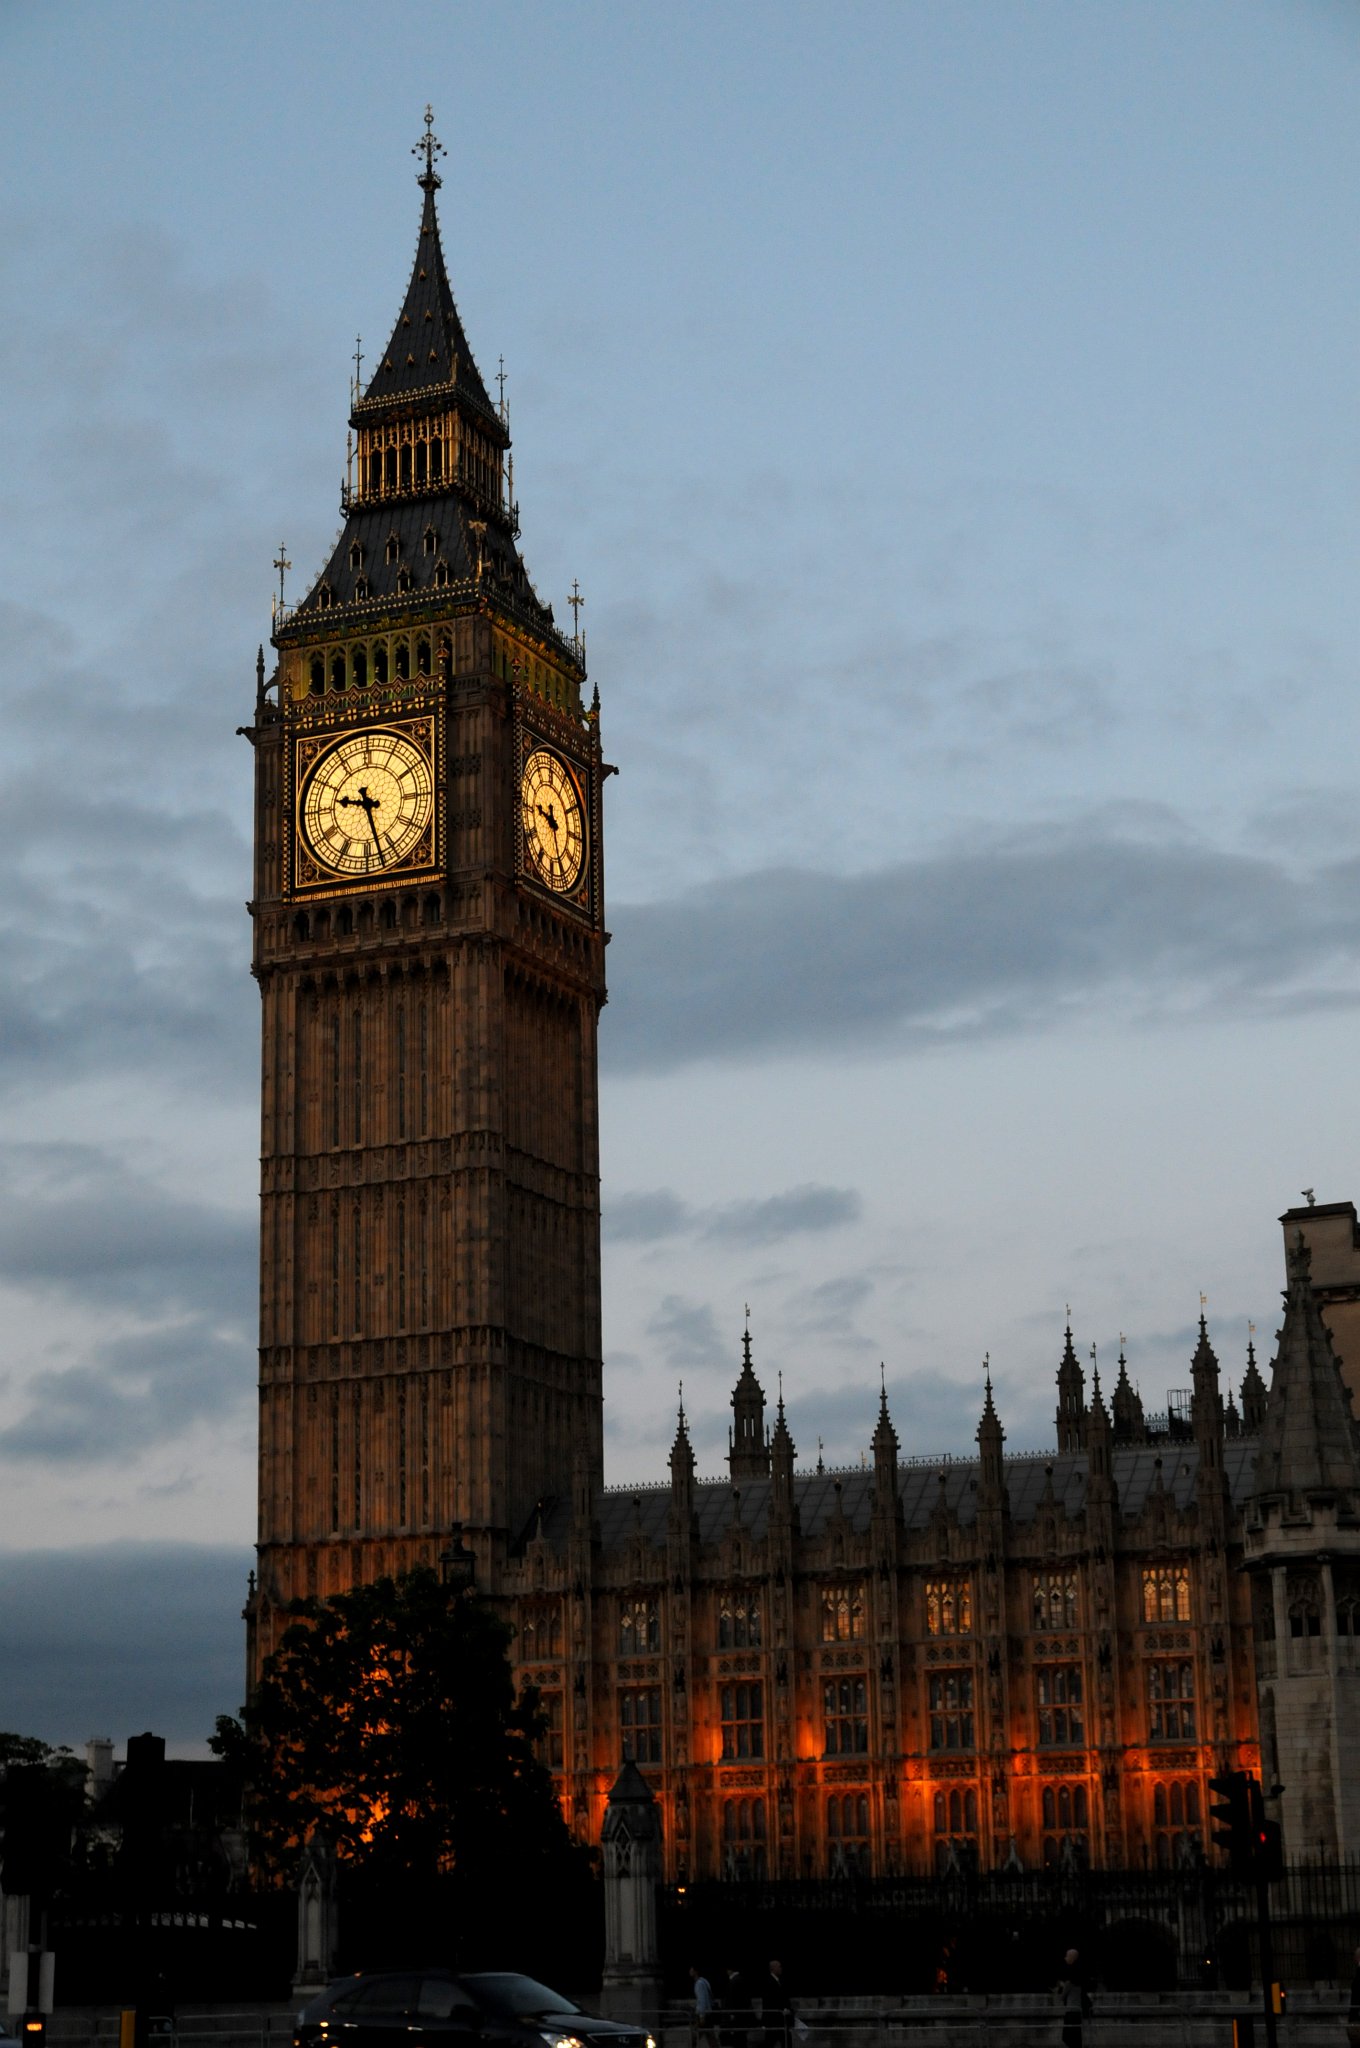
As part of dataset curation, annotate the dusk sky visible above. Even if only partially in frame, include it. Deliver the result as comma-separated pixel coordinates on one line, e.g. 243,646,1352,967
1,1,1357,1750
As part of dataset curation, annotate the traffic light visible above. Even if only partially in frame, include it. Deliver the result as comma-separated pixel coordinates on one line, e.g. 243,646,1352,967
1209,1768,1254,1868
1259,1818,1285,1883
21,2020,46,2048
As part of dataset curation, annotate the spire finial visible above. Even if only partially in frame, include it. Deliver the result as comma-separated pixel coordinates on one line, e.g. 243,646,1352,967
414,105,445,189
777,1367,785,1417
496,354,508,419
678,1379,686,1427
352,335,363,403
983,1349,992,1393
1090,1344,1101,1399
742,1304,752,1373
1199,1290,1208,1332
569,578,585,656
271,541,291,624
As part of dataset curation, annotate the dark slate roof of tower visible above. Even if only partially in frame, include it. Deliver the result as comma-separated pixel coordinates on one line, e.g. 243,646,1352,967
299,498,548,628
1253,1232,1360,1501
361,167,502,432
533,1438,1263,1554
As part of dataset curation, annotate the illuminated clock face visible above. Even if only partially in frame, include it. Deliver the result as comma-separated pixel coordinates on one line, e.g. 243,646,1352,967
300,728,434,877
521,747,585,892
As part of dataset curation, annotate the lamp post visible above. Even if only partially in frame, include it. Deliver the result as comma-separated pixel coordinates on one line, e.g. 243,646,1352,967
438,1522,476,1595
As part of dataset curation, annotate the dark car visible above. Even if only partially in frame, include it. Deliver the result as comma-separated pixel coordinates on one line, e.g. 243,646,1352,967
295,1969,657,2048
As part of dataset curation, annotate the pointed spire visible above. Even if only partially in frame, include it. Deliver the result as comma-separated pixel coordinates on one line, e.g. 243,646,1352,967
1056,1310,1087,1453
872,1364,898,1458
1252,1231,1360,1504
1090,1345,1106,1417
361,109,500,423
1086,1346,1117,1503
670,1384,695,1481
1190,1306,1225,1471
771,1370,796,1460
729,1308,769,1483
977,1354,1008,1511
1241,1324,1268,1433
1112,1337,1146,1445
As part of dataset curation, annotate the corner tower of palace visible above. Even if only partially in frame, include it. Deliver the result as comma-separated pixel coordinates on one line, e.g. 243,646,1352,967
244,114,607,1683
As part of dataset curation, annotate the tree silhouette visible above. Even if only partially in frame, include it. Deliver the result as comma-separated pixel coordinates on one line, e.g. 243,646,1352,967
218,1569,588,1966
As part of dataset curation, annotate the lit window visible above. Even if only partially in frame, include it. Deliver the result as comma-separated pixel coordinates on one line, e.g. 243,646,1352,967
619,1686,663,1765
928,1670,974,1750
827,1792,870,1877
821,1584,865,1643
1041,1782,1090,1869
534,1690,563,1771
1035,1665,1084,1746
519,1606,562,1660
723,1797,766,1879
1152,1778,1201,1868
823,1676,869,1756
1146,1660,1196,1741
720,1682,764,1760
1142,1566,1191,1624
926,1578,973,1636
932,1787,978,1874
1032,1571,1079,1630
619,1597,660,1655
718,1594,762,1649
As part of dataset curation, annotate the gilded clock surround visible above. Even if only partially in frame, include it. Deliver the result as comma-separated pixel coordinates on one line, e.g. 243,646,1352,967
291,711,440,894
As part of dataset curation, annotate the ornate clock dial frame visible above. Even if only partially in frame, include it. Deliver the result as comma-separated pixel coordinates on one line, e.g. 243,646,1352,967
290,713,440,895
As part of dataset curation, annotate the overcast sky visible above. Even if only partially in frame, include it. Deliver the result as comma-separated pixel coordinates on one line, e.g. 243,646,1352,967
1,1,1357,1752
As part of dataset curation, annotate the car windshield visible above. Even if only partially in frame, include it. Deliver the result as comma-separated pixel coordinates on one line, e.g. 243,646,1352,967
463,1975,581,2018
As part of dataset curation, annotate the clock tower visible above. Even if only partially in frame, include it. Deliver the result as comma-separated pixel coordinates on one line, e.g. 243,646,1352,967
244,116,607,1680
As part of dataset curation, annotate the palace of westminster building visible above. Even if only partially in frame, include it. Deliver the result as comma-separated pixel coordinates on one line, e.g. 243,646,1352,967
243,123,1360,1888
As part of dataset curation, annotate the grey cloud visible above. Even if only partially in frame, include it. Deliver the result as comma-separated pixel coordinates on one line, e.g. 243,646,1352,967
604,1183,860,1246
0,1144,254,1318
785,1272,876,1338
645,1295,730,1373
603,1191,691,1243
703,1185,862,1245
0,1319,253,1463
0,1543,251,1750
0,1143,255,1464
603,827,1360,1074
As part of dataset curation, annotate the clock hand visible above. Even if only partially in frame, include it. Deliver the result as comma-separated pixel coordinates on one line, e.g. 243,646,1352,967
536,801,561,837
341,787,386,863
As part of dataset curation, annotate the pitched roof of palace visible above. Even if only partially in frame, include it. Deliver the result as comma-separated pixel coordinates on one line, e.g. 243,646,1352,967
533,1437,1262,1554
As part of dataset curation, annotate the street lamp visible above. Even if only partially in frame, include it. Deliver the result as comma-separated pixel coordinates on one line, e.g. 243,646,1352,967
438,1522,476,1594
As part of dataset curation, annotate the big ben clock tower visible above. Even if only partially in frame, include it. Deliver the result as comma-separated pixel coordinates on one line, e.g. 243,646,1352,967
245,115,606,1679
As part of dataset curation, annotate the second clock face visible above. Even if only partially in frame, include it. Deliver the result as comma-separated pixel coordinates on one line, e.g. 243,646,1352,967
521,747,585,892
300,728,434,878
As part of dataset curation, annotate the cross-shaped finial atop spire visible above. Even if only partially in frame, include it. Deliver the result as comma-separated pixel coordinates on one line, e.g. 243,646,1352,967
414,105,446,188
272,542,291,619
